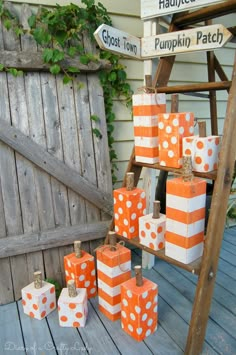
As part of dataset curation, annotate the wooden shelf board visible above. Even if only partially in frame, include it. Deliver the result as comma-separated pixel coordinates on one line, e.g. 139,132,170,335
115,234,202,275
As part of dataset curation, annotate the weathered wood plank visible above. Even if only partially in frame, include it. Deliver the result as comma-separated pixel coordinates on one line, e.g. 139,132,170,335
0,302,25,354
0,119,113,216
0,221,110,258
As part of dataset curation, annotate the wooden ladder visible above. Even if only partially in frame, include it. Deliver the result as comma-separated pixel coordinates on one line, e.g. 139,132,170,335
110,2,236,354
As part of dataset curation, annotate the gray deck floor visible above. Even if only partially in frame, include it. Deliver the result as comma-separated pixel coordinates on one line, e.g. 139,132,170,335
1,227,236,355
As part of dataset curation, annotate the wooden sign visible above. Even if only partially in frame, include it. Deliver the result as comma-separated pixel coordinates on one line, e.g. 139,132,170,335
94,24,141,59
141,0,227,19
141,24,232,58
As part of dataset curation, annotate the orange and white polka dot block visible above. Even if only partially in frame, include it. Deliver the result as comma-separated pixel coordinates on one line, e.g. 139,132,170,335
165,156,206,264
114,172,146,239
132,93,166,164
139,201,166,251
21,271,56,320
58,280,88,327
96,234,131,321
121,265,158,342
64,241,97,299
158,112,194,168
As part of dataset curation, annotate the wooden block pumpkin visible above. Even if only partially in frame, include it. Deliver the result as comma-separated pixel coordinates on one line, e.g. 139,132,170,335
132,93,166,164
120,265,158,341
139,200,166,251
58,280,88,327
165,156,206,264
64,241,97,299
114,172,146,239
158,112,194,168
21,271,56,320
96,232,131,321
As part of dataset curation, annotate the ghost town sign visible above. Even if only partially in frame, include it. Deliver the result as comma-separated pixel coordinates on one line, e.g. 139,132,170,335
141,0,227,19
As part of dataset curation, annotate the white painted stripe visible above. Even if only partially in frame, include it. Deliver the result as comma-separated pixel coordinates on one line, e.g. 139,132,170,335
167,218,205,237
98,297,121,314
135,136,158,147
97,279,121,296
97,260,131,278
166,193,206,212
133,116,158,127
165,241,203,264
136,156,159,164
132,93,166,106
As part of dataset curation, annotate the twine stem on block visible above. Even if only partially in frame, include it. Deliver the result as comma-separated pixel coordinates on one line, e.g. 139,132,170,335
34,271,42,289
74,240,82,258
109,231,117,251
134,265,143,287
67,280,77,298
126,172,134,191
182,155,193,182
198,121,207,138
152,201,160,219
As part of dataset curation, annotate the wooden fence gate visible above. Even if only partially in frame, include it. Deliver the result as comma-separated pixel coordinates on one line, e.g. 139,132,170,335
0,3,113,305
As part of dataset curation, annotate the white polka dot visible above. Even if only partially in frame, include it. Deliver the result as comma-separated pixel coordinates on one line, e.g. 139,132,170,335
137,202,143,209
128,324,133,332
122,299,128,306
153,305,158,313
146,329,151,337
189,126,194,134
85,281,90,287
148,318,153,326
141,192,146,199
143,208,146,215
163,141,168,149
81,263,87,270
71,273,75,279
185,113,191,121
126,201,132,208
166,126,172,134
79,275,85,281
118,194,124,201
114,213,119,220
142,291,148,299
136,328,143,335
94,280,97,286
171,136,177,144
131,213,137,220
168,150,174,158
121,322,124,329
90,288,96,294
159,122,164,129
67,260,71,268
135,306,141,314
121,310,127,318
118,207,123,214
115,225,119,232
127,290,132,298
179,126,184,135
173,118,179,127
129,227,135,233
113,197,116,204
123,231,127,238
91,269,96,276
142,313,147,321
124,219,128,226
160,161,166,166
65,270,69,276
163,114,169,119
146,301,152,309
154,295,158,303
130,313,136,321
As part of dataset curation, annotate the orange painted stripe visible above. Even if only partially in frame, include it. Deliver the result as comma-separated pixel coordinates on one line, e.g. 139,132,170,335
96,247,131,267
165,231,204,248
98,288,121,305
97,270,131,287
98,304,120,321
133,104,166,116
135,146,158,158
134,126,158,137
167,178,206,198
166,207,205,224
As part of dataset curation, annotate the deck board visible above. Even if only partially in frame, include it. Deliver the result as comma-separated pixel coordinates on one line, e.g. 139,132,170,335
0,227,235,354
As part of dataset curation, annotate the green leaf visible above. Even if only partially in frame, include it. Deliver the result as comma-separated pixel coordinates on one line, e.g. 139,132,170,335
90,115,100,122
0,64,4,72
52,49,64,63
80,55,90,65
3,19,11,30
68,46,77,57
7,68,21,77
68,66,80,73
33,27,51,45
49,64,61,75
43,48,54,63
92,128,102,139
63,75,72,84
28,14,36,28
108,71,117,82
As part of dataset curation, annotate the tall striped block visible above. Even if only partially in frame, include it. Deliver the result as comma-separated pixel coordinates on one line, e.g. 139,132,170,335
132,93,166,164
96,241,131,321
121,266,158,342
165,171,206,264
158,112,194,168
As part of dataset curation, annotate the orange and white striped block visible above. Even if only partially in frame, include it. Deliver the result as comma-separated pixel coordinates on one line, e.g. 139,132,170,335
165,177,206,264
58,288,88,327
96,244,131,321
113,187,146,239
183,136,221,172
120,277,158,341
139,213,166,251
21,281,56,320
132,93,166,164
64,250,97,299
158,112,194,168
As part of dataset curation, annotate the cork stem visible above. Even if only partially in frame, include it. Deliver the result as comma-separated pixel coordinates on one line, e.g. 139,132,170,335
74,240,82,258
134,265,143,287
152,200,160,219
67,280,77,298
183,155,193,182
109,231,117,251
198,121,207,138
34,271,42,289
126,172,134,191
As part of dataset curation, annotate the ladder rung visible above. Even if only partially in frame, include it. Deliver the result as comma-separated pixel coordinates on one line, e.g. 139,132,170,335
155,81,231,94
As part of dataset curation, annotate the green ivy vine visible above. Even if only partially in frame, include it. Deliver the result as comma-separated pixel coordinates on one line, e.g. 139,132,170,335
0,0,133,184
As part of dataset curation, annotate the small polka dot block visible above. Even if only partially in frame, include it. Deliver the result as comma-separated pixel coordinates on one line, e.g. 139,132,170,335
58,288,88,327
132,93,166,164
120,277,158,341
113,188,146,239
158,112,194,168
21,281,56,320
183,136,221,172
96,244,131,321
64,250,97,299
139,213,166,251
166,176,206,264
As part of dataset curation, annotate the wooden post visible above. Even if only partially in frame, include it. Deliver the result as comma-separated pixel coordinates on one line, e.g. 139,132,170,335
109,231,117,251
126,172,134,191
185,54,236,355
34,271,42,289
198,121,207,137
134,265,143,287
152,201,160,219
67,280,77,298
74,240,82,258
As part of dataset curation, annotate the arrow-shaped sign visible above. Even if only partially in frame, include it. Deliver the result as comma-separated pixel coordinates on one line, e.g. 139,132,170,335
141,24,232,58
94,24,141,59
141,0,227,19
